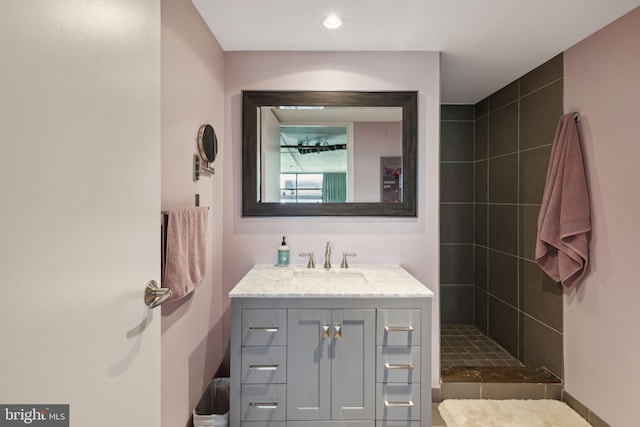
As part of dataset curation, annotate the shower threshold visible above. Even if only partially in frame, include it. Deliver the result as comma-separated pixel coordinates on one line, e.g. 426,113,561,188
441,365,560,383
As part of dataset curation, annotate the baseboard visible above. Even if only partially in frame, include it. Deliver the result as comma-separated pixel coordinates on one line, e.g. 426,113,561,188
432,387,441,403
562,390,611,427
439,381,562,400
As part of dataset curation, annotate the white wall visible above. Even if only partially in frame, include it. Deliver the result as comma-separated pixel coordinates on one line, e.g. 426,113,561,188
563,6,640,426
223,51,441,387
160,0,225,425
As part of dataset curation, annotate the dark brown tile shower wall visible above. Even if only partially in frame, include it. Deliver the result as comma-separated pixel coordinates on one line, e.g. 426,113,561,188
440,105,475,324
473,53,565,379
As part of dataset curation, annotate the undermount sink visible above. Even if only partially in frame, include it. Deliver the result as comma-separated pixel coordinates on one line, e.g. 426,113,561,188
292,270,368,285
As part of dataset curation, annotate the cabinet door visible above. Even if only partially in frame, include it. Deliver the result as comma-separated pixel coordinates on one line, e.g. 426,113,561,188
287,309,332,421
331,309,376,420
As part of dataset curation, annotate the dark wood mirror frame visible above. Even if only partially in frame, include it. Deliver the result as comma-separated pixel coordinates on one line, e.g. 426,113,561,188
242,90,418,217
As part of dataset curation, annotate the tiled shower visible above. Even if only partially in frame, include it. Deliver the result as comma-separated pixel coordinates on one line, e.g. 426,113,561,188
440,54,565,381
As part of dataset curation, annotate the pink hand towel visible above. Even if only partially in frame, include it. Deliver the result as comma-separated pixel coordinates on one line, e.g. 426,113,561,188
535,113,591,288
163,207,208,300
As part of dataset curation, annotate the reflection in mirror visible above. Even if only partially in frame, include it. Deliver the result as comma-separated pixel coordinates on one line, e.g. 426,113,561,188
242,91,417,217
278,124,349,203
260,106,402,204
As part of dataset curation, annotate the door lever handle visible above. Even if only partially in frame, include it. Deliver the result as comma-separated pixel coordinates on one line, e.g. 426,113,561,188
144,280,172,309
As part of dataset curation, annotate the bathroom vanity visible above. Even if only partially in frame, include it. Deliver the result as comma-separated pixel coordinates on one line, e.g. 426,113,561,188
229,264,434,427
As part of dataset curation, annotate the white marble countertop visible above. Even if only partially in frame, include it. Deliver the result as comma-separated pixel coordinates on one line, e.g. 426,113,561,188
229,264,434,298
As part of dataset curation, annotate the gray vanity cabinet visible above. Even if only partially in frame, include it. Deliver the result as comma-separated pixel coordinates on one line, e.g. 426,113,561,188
229,265,434,427
230,300,431,427
287,309,375,422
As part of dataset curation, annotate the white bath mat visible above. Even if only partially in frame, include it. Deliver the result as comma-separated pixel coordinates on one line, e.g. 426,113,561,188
438,399,592,427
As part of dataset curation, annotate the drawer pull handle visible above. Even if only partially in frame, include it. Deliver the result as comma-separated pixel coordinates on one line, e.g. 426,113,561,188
249,327,279,332
249,364,279,370
384,400,414,408
249,402,278,409
385,326,414,332
385,363,415,370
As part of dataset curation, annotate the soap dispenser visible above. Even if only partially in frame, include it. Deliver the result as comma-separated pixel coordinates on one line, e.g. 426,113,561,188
277,236,290,267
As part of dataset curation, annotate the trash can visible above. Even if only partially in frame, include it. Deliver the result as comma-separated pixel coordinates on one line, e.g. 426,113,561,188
193,377,230,427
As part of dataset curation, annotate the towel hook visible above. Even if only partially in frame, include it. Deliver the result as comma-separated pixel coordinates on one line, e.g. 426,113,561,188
144,280,173,309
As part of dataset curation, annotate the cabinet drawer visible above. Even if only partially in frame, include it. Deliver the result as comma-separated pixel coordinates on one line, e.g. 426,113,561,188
376,421,421,427
376,346,421,383
376,310,420,346
242,347,286,384
241,384,286,421
242,423,285,427
288,423,374,427
375,383,420,421
243,310,287,346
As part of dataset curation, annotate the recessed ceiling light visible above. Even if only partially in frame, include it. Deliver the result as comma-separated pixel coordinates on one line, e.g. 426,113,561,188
323,14,342,30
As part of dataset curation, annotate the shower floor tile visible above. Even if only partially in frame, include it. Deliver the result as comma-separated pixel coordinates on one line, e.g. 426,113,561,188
441,324,523,368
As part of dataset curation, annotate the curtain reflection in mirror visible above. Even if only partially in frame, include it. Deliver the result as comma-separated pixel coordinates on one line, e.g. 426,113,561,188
322,173,347,202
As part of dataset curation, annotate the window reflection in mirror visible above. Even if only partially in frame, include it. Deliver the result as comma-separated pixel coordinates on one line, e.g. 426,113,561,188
259,106,402,204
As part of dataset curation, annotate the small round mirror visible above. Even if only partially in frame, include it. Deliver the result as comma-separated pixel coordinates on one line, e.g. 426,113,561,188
197,124,217,163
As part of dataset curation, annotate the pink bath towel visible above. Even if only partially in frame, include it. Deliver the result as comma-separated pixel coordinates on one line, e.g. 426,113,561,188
535,113,591,288
163,207,208,300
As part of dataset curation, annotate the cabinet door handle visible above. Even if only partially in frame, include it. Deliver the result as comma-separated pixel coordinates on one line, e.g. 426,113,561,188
249,326,279,332
384,400,414,408
385,363,415,370
321,324,331,338
385,326,414,332
249,402,278,409
333,324,342,339
249,364,279,370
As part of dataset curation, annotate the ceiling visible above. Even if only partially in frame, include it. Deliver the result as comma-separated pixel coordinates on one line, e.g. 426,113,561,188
191,0,640,104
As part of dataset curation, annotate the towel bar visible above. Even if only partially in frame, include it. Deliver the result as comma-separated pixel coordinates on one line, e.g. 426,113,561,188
161,207,209,215
160,207,209,285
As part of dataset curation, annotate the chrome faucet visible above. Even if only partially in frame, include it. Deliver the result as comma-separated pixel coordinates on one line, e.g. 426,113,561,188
323,242,331,270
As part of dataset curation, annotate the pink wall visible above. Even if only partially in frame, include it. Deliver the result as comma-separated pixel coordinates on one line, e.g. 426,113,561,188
222,51,441,387
564,6,640,426
160,1,225,426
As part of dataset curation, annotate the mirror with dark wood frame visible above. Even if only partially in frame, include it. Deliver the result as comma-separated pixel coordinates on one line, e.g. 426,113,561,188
242,90,418,217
